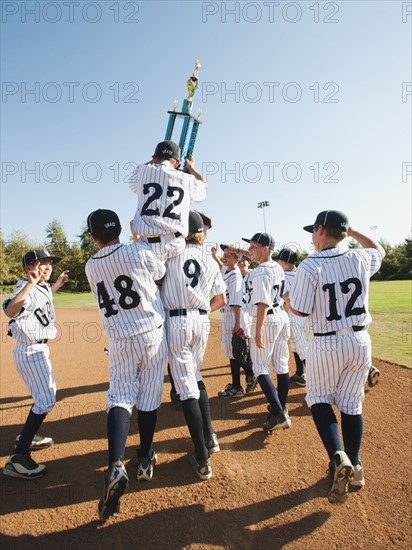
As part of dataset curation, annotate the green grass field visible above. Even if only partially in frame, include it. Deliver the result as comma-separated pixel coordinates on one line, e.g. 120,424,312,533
368,280,411,367
2,281,411,367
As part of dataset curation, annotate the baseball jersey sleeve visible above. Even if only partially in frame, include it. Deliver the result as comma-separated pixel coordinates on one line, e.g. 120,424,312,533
136,243,166,282
360,248,384,276
188,176,207,202
252,268,273,307
129,165,143,194
211,267,226,297
225,270,243,306
290,260,317,315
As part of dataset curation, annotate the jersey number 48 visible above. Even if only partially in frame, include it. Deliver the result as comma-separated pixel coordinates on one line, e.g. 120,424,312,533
96,276,140,318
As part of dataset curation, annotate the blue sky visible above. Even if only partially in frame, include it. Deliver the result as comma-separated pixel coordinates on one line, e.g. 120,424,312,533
1,0,411,255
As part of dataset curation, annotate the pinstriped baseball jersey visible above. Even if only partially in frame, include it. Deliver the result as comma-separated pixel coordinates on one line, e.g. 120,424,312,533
290,246,383,333
241,270,253,338
85,242,166,338
221,266,243,311
85,241,167,412
162,244,226,401
284,271,307,360
3,279,58,343
161,244,226,311
129,161,207,237
247,260,285,316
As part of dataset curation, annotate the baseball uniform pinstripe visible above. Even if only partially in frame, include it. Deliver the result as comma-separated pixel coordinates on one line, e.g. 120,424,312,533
129,162,207,261
161,244,226,400
290,245,383,414
220,266,245,358
284,271,307,362
85,241,167,412
246,261,290,376
4,279,58,414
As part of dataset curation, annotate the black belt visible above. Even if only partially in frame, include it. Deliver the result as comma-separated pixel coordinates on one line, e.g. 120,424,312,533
36,339,48,344
314,326,366,337
169,309,207,317
148,231,182,244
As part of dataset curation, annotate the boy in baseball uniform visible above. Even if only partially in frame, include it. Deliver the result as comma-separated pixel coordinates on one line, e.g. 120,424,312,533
85,209,167,519
274,248,308,386
129,140,208,262
161,211,226,480
289,210,385,503
3,250,68,479
232,233,291,431
212,244,248,398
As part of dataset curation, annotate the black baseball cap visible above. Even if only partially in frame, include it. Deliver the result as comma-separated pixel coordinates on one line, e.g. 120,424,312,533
303,210,349,233
154,140,180,161
242,232,275,251
87,209,122,236
274,248,297,264
22,249,61,268
188,211,204,234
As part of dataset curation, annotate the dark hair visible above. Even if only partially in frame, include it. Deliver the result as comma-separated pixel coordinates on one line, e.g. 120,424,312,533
92,228,121,244
324,227,347,241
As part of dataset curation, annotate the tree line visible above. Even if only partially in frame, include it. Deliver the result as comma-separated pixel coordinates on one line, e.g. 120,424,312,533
1,220,411,292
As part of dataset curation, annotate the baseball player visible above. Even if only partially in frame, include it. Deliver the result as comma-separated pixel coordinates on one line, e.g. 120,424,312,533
274,249,308,386
85,209,167,519
3,250,68,479
168,211,213,411
232,233,291,431
289,210,385,503
129,140,208,262
161,211,226,479
212,245,247,398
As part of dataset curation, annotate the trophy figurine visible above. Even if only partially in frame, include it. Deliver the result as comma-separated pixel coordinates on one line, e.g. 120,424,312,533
164,60,203,171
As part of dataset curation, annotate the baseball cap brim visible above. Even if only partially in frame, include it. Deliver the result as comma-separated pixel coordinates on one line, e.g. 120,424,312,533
303,224,314,233
23,253,61,267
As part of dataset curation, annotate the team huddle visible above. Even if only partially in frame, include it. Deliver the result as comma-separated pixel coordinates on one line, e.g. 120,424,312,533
2,140,385,520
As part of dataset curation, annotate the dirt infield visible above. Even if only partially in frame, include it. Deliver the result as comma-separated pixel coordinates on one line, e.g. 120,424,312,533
1,309,411,550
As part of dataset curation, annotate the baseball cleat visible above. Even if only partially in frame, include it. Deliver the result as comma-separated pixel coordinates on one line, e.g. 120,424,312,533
98,459,129,520
15,434,54,451
328,451,354,503
188,452,212,480
349,462,365,489
205,433,220,454
368,366,380,387
137,450,157,481
290,373,306,387
3,453,47,479
263,410,291,432
218,384,244,398
245,376,258,394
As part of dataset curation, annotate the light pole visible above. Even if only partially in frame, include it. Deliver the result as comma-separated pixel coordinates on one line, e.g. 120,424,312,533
370,225,379,241
257,201,270,232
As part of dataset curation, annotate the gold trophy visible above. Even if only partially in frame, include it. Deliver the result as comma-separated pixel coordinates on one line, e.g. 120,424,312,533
164,60,202,171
